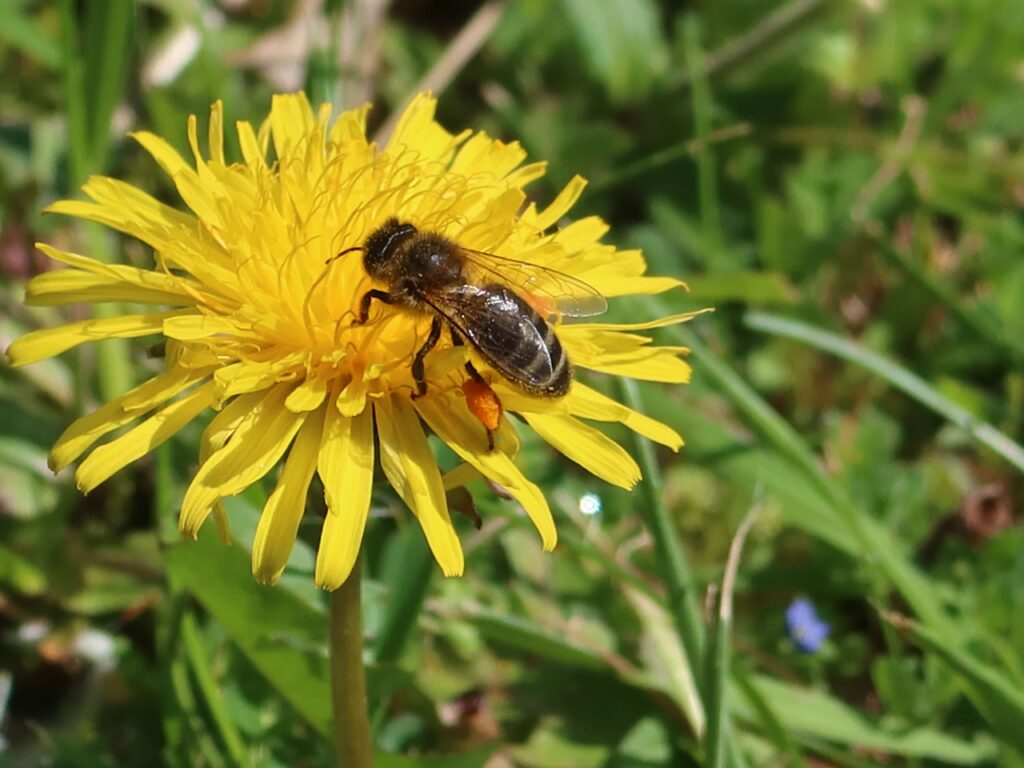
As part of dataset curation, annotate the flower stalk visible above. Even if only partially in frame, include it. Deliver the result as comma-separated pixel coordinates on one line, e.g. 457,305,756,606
329,556,373,768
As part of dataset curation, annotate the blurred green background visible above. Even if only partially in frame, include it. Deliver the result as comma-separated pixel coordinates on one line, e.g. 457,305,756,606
2,0,1024,766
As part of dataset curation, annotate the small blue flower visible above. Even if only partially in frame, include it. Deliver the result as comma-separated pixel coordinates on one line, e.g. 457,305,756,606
785,597,830,654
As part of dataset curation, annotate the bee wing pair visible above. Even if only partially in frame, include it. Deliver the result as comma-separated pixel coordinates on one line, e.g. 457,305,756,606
456,247,607,320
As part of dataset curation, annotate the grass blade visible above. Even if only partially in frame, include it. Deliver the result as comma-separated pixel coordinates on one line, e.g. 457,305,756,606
0,3,61,69
683,14,722,252
57,0,90,189
733,674,997,763
744,310,1024,475
704,507,758,768
372,523,434,664
640,297,959,641
180,611,252,768
83,0,133,173
618,378,706,682
890,612,1024,756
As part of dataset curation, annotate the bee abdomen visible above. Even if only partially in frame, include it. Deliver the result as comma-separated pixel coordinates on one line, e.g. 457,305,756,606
515,319,570,396
464,286,571,398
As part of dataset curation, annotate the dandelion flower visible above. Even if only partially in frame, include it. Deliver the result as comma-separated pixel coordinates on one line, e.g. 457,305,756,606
8,94,700,589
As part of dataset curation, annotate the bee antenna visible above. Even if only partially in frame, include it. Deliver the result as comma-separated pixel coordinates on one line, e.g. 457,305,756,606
326,245,364,265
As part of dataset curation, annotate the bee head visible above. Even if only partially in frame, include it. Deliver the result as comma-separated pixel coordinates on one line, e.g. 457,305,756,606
363,218,418,278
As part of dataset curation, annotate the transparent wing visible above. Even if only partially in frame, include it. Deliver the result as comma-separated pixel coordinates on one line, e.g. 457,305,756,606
458,247,607,319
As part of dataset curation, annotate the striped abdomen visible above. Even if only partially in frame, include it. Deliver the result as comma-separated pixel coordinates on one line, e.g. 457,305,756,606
439,283,571,397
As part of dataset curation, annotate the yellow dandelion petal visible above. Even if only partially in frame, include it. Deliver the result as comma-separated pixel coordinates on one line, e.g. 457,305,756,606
50,365,207,473
315,405,374,589
197,390,268,545
26,269,185,307
285,375,328,412
207,100,225,165
560,325,693,383
76,381,218,493
269,92,315,159
524,412,642,490
576,347,693,383
568,383,683,451
162,314,251,342
214,351,307,400
416,395,556,550
252,407,325,584
531,175,587,231
575,310,710,332
335,375,370,416
376,395,464,577
328,102,371,144
8,310,189,367
46,177,195,248
442,463,484,491
27,245,197,307
237,121,266,169
387,93,462,161
12,93,704,586
180,384,305,537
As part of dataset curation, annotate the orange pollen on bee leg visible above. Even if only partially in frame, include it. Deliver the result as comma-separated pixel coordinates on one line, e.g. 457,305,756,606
462,378,503,431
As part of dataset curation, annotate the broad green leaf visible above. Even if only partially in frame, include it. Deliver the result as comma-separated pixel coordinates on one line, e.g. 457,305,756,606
625,586,704,737
734,675,996,763
0,3,61,69
514,727,610,768
745,311,1024,475
163,528,332,736
560,0,669,102
0,543,47,595
467,608,609,671
376,746,497,768
903,617,1024,756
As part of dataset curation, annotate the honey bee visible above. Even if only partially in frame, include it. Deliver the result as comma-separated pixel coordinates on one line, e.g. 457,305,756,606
346,218,605,444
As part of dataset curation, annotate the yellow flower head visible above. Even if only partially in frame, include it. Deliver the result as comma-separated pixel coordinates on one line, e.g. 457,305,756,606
8,94,699,589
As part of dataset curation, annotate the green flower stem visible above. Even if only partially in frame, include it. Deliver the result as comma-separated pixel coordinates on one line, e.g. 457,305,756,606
330,556,373,768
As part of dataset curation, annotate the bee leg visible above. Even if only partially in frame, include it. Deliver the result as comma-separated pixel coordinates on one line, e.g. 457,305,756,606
356,289,395,324
411,317,442,399
451,325,498,452
449,326,487,384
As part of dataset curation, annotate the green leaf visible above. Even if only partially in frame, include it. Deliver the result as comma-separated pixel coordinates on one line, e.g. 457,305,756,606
376,745,496,768
704,511,757,768
0,543,47,595
467,608,609,671
900,616,1024,756
560,0,669,102
734,675,996,763
745,311,1024,475
625,586,704,736
179,611,252,768
163,528,332,736
650,308,960,643
82,0,133,172
514,727,611,768
0,2,61,69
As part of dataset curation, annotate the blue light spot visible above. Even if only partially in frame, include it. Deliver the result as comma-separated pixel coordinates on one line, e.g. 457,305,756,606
578,492,602,516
